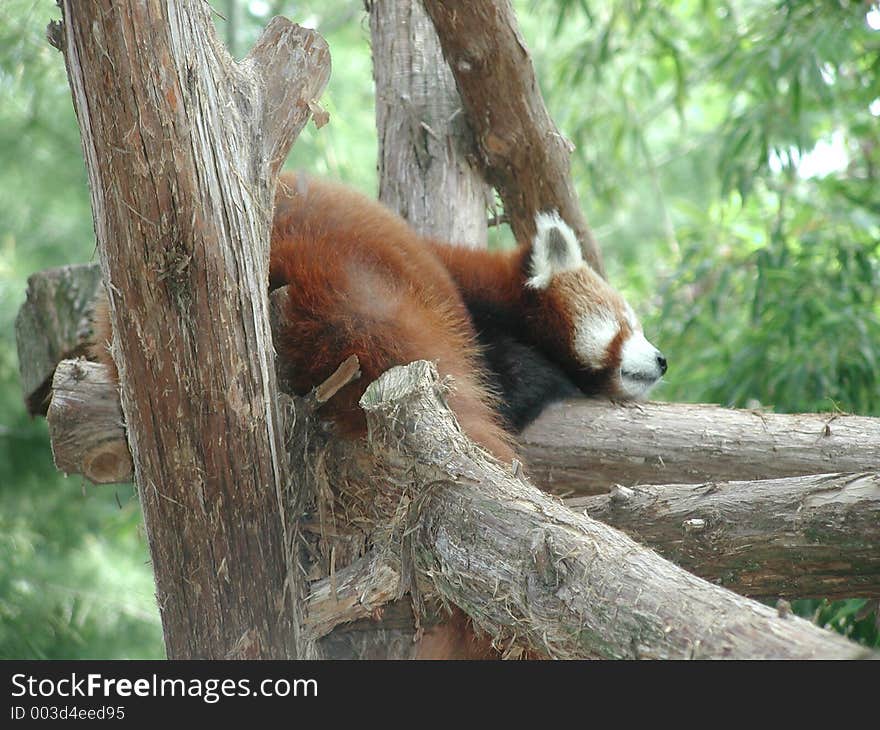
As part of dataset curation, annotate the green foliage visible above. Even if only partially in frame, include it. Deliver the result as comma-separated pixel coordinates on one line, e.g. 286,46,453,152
796,598,880,647
2,0,878,657
527,0,880,421
530,0,880,645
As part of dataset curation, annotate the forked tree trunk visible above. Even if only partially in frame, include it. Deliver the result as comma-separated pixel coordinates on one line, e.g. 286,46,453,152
58,0,329,658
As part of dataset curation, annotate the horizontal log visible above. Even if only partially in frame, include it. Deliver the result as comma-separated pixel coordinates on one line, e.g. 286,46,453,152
568,473,880,600
18,264,880,497
47,359,131,484
15,263,103,415
42,358,880,600
521,399,880,496
307,361,875,659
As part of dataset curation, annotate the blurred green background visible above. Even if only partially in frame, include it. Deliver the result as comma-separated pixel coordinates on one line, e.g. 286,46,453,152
1,0,878,658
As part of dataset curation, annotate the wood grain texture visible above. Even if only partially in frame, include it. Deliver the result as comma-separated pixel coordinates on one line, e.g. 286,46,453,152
59,0,329,658
15,264,102,415
48,360,132,484
422,0,604,274
569,473,880,599
369,0,491,247
336,361,875,658
41,357,880,601
521,399,880,496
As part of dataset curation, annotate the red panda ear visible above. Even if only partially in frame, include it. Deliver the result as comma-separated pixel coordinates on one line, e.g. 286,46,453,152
526,211,585,289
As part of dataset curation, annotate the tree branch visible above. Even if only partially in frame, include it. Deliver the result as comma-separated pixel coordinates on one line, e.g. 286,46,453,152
421,0,604,273
521,399,880,496
569,473,880,600
44,356,880,601
304,360,874,659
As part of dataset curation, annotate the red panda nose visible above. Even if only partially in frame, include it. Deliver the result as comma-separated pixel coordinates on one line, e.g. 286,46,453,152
656,354,668,375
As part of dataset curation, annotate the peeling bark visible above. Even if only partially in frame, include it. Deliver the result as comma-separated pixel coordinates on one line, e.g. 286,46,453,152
58,1,330,658
421,0,604,273
569,473,880,599
303,361,875,659
369,0,491,247
42,357,880,602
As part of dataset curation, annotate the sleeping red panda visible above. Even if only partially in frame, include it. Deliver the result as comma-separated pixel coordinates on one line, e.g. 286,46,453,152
271,173,666,659
269,172,666,440
90,171,665,659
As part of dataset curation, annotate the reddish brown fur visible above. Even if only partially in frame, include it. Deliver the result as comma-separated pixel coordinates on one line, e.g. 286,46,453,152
91,172,577,660
273,174,528,660
270,173,516,465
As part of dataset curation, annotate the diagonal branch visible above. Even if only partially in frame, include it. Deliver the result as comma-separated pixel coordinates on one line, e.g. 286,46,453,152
304,360,876,659
421,0,604,273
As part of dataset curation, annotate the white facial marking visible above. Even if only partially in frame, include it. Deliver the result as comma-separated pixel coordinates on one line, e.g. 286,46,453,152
619,331,663,399
574,311,619,367
526,211,584,290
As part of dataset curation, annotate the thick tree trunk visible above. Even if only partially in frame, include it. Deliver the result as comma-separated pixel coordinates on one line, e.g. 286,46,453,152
421,0,604,274
369,0,490,246
521,399,880,496
58,1,329,658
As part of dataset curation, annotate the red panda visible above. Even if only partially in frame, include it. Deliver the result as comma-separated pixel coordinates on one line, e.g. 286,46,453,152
90,171,665,660
270,172,666,439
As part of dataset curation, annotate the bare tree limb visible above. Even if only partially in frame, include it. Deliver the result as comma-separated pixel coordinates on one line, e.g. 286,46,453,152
421,0,604,273
568,473,880,600
521,399,880,496
31,284,880,499
302,360,875,659
44,357,880,602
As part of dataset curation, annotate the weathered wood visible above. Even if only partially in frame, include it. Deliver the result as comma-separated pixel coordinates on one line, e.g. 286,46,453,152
44,356,880,602
569,473,880,600
59,1,329,659
369,0,490,247
421,0,604,274
47,360,131,484
521,399,880,496
15,264,102,416
304,360,875,659
42,357,880,602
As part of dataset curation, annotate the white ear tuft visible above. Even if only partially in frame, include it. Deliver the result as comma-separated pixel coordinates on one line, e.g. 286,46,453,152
526,211,584,289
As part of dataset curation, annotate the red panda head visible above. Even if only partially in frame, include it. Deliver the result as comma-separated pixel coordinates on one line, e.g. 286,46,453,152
522,212,666,400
